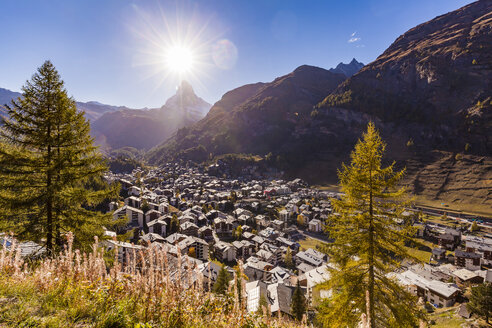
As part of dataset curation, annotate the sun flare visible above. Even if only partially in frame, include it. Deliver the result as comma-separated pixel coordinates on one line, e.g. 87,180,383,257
165,45,194,74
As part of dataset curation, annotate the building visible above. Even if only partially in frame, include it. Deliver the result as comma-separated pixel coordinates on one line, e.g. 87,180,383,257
455,249,481,271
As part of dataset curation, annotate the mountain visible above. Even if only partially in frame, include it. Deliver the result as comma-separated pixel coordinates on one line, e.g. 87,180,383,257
91,81,211,152
329,58,364,77
147,1,491,207
0,87,127,121
317,0,492,205
146,65,346,163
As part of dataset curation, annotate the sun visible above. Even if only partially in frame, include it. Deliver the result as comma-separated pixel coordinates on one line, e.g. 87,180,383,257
165,45,194,74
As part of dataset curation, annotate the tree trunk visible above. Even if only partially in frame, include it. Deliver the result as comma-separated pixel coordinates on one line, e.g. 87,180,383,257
367,166,375,328
46,136,53,254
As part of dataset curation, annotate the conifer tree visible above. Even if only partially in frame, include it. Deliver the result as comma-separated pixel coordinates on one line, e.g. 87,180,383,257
291,281,306,321
468,283,492,323
213,264,231,295
317,122,426,327
0,61,118,253
169,214,180,234
284,247,294,270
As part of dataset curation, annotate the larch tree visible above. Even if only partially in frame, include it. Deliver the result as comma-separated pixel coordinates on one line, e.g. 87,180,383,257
468,283,492,323
0,61,119,253
291,281,306,321
317,122,426,328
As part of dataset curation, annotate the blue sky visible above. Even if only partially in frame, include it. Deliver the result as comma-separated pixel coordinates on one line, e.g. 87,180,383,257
0,0,474,108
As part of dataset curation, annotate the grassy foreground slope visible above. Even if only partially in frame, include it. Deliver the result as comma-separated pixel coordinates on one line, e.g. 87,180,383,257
0,236,303,328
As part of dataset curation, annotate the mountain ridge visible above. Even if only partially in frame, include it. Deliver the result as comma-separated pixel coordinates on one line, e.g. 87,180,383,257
146,1,491,206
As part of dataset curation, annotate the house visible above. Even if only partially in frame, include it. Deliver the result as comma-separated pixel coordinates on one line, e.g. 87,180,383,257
198,226,214,241
125,196,141,209
452,268,484,285
299,264,331,305
256,249,275,264
271,219,285,231
213,217,234,238
394,270,460,308
465,240,492,265
145,209,161,227
245,280,269,313
140,233,166,244
438,234,457,250
308,219,322,233
128,186,141,197
232,240,255,259
268,283,295,317
243,257,274,281
176,236,209,261
113,206,143,229
147,218,167,237
214,241,236,262
431,248,446,262
296,249,324,268
104,240,144,265
279,209,290,222
181,221,199,237
455,249,481,271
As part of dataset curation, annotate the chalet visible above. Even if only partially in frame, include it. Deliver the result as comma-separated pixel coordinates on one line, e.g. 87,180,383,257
431,248,446,262
455,249,481,271
232,240,255,259
128,186,141,197
147,218,167,237
268,283,295,317
140,233,166,244
181,221,199,237
438,234,457,250
308,219,322,233
213,217,234,237
198,226,214,241
145,210,161,227
244,257,273,281
296,249,324,268
104,240,144,265
214,241,236,262
271,219,285,231
395,270,460,308
299,264,331,305
124,196,141,209
176,236,209,261
466,240,492,265
279,209,290,222
452,268,484,285
113,206,143,229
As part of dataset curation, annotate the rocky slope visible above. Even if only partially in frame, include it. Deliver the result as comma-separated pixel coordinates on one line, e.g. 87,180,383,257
92,81,211,152
316,0,492,205
147,1,491,206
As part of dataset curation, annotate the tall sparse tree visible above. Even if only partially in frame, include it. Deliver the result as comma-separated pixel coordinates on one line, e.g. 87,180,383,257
468,283,492,323
291,281,306,321
284,247,295,270
0,61,118,253
213,264,231,295
317,122,426,327
169,214,180,234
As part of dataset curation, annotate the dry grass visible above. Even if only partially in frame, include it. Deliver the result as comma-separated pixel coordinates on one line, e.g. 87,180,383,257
0,234,305,328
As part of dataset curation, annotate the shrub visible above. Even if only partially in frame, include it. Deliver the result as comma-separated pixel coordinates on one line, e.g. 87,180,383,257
0,234,303,328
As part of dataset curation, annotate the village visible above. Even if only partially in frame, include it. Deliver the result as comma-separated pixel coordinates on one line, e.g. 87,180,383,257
99,161,492,320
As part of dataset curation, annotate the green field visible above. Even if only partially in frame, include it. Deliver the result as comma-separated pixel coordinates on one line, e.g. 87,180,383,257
298,237,328,251
428,307,467,328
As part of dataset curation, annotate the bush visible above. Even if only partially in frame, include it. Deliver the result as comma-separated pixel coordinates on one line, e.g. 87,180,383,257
0,234,304,328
